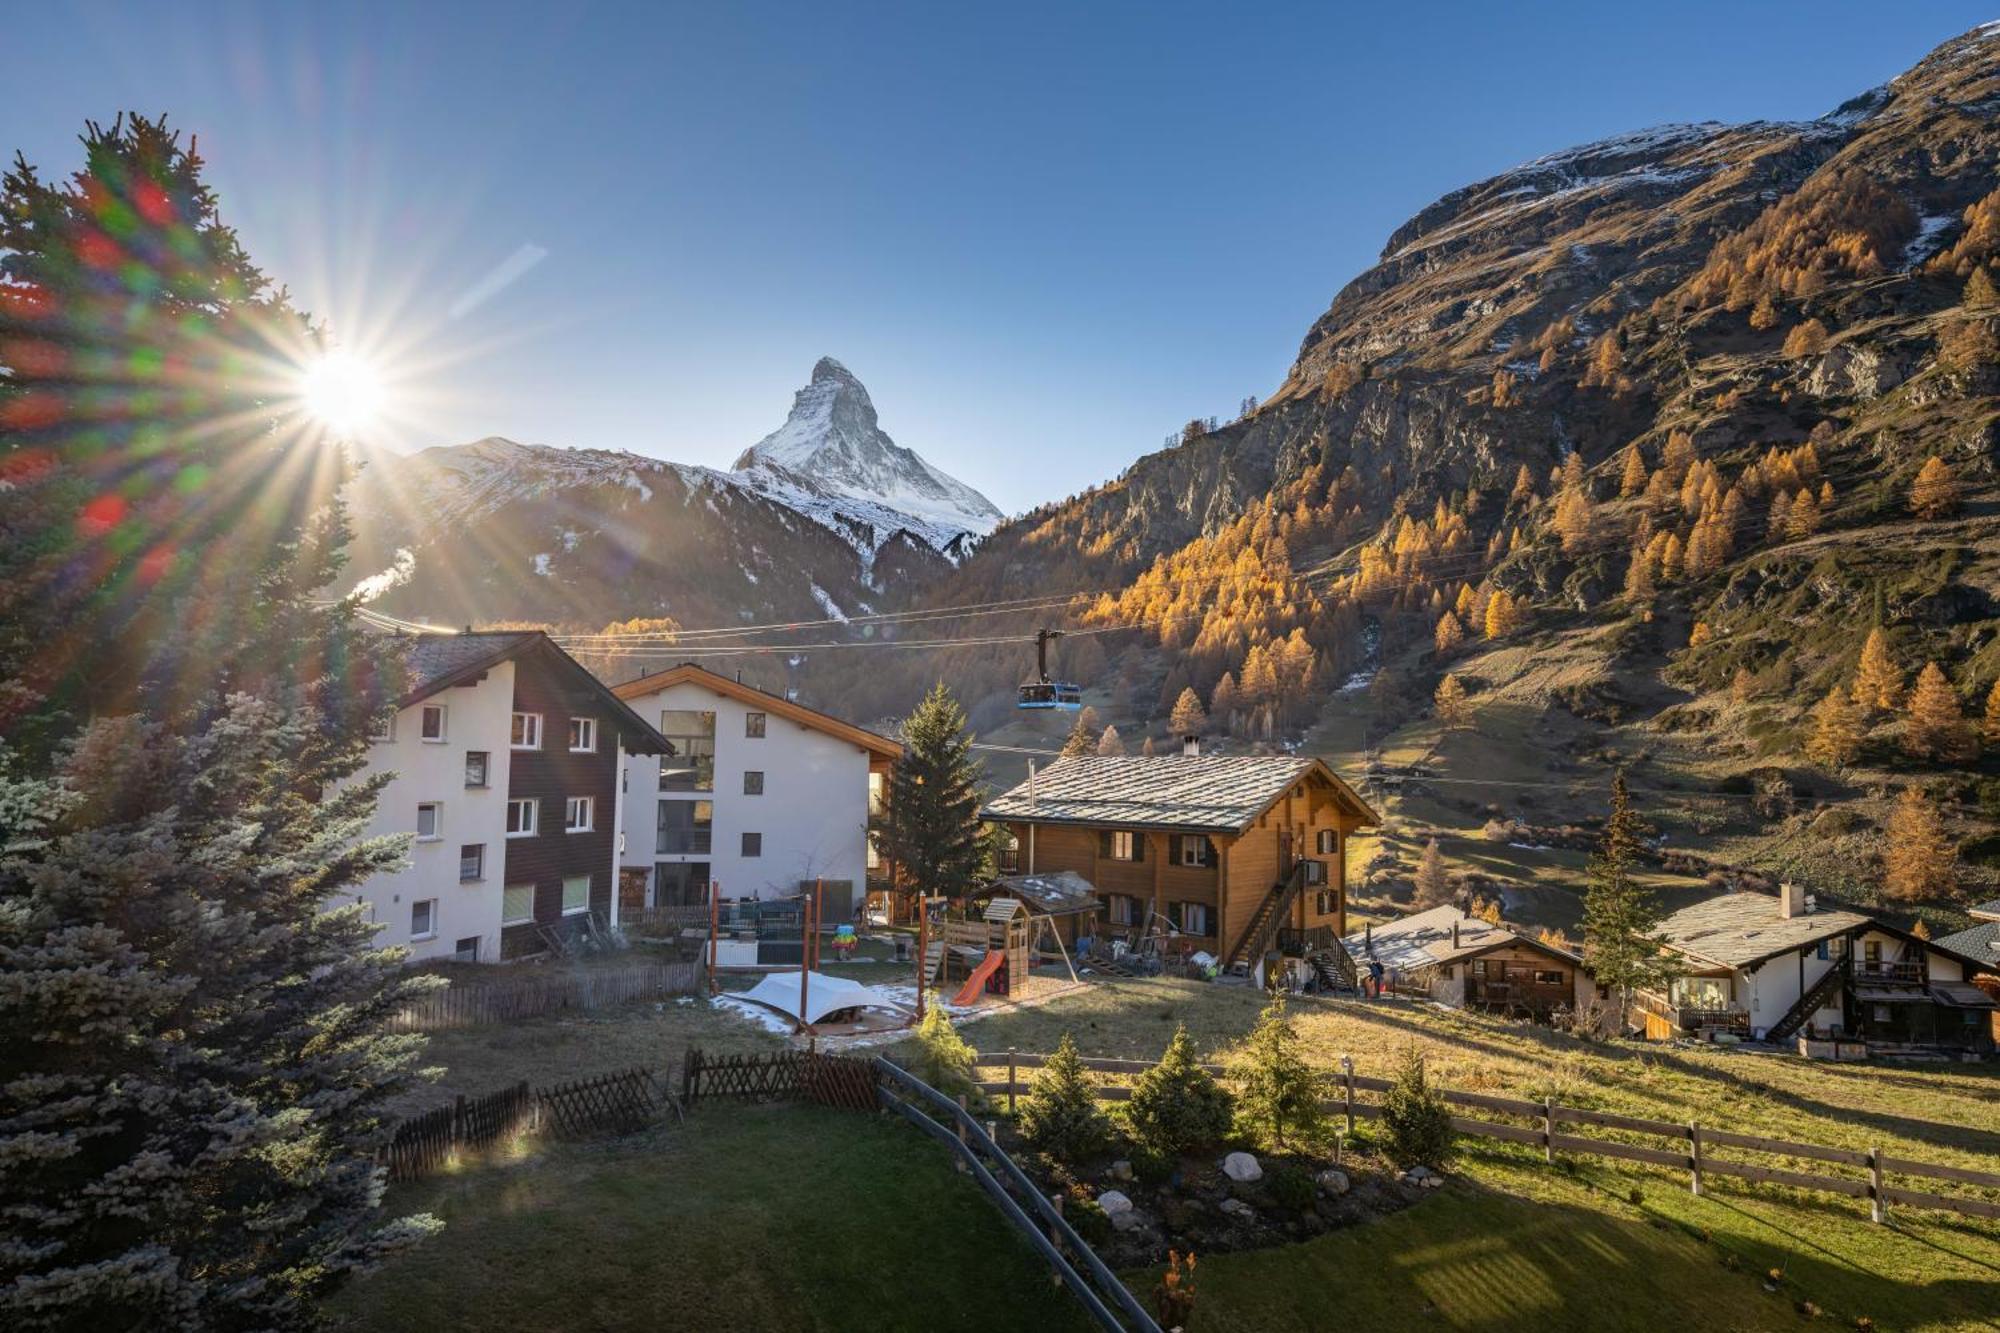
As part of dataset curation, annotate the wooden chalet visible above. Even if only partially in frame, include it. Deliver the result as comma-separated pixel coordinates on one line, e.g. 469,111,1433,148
1342,905,1600,1019
980,750,1378,980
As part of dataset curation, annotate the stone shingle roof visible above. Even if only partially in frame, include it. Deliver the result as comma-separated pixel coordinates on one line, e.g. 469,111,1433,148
981,870,1101,917
1654,892,1870,969
1936,920,2000,968
402,631,539,698
980,754,1375,834
1342,905,1582,974
1969,898,2000,922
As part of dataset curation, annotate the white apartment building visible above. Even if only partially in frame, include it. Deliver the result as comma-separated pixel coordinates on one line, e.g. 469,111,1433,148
610,663,899,920
350,631,669,963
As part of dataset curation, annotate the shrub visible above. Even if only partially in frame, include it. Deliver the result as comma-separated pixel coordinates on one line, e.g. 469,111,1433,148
1381,1046,1456,1171
1264,1163,1317,1215
912,1003,977,1097
1130,1145,1175,1186
1019,1034,1112,1164
1065,1192,1111,1246
1127,1024,1235,1157
1230,998,1328,1150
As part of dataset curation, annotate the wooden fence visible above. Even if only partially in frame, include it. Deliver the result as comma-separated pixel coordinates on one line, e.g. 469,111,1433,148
875,1058,1161,1333
538,1067,658,1137
979,1050,2000,1225
682,1047,881,1112
390,958,702,1031
382,1081,534,1181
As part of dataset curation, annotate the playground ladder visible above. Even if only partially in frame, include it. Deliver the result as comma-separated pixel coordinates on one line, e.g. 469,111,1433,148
922,938,946,983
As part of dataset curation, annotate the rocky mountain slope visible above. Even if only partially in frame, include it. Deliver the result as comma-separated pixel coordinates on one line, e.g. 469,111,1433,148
850,21,2000,926
342,359,999,631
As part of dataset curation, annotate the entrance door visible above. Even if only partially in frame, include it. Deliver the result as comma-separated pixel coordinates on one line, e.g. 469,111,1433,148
1278,831,1295,881
619,868,648,918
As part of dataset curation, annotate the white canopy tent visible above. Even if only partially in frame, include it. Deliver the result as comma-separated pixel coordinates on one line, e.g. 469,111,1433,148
738,971,913,1026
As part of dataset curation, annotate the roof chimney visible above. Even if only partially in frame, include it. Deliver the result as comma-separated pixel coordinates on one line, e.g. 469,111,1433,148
1452,918,1461,949
1778,881,1806,919
1182,734,1200,758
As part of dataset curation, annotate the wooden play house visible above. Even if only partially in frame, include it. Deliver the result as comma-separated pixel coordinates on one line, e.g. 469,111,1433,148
941,899,1031,1000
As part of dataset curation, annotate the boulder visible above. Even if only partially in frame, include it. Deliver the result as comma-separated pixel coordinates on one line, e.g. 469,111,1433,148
1107,1159,1133,1182
1097,1190,1133,1218
1316,1169,1351,1197
1110,1206,1146,1233
1222,1151,1263,1183
1423,1175,1444,1189
1217,1197,1255,1219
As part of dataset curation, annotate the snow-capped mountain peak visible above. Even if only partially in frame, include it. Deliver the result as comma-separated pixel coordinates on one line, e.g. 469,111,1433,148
732,357,1002,538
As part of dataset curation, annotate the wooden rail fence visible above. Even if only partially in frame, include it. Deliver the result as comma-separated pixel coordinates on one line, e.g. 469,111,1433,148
978,1050,2000,1225
875,1058,1161,1333
390,958,702,1031
382,1081,534,1181
538,1067,658,1137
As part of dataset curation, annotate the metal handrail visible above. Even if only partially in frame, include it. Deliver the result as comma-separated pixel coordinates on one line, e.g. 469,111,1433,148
872,1058,1162,1333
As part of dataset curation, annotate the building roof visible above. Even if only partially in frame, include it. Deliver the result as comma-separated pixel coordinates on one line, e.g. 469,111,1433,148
1653,892,1872,969
394,630,672,755
611,662,901,760
979,754,1379,835
1969,898,2000,923
979,870,1101,917
1342,904,1582,974
1935,920,2000,969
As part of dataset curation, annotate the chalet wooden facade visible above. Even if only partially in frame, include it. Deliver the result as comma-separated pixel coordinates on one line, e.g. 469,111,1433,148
980,752,1378,978
1342,905,1600,1019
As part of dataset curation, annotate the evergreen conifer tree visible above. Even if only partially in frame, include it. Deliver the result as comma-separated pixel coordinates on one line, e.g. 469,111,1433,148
879,683,987,901
1126,1024,1234,1156
1381,1047,1455,1171
1580,773,1674,1021
1229,998,1326,1150
1018,1034,1111,1164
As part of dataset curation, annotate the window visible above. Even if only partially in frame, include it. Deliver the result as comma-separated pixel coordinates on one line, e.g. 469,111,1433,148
502,883,535,925
464,750,489,788
420,704,448,742
561,874,591,916
868,770,885,817
1316,829,1337,855
1175,835,1210,868
1170,901,1209,936
659,710,716,790
1100,829,1141,862
655,862,711,906
410,899,437,940
506,798,537,837
565,796,594,832
656,799,713,854
745,711,767,738
1314,889,1338,916
370,714,395,742
1106,895,1136,927
866,833,881,872
459,843,484,881
416,803,442,841
453,936,480,962
743,770,764,796
1534,969,1565,986
510,712,541,750
568,717,596,752
741,831,762,857
1472,959,1489,977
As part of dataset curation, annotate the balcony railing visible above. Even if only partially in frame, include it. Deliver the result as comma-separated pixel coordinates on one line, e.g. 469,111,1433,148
1634,989,1752,1033
1853,959,1926,987
656,831,712,855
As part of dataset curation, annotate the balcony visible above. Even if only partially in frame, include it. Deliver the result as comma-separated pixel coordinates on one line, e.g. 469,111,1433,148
656,831,712,855
1853,959,1926,988
1634,989,1751,1035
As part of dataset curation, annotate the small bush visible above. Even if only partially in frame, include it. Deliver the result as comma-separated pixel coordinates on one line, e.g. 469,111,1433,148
1130,1145,1174,1186
1381,1046,1456,1171
1230,998,1328,1151
1066,1193,1111,1246
1264,1163,1317,1215
912,1003,978,1097
1127,1024,1235,1156
1018,1034,1112,1165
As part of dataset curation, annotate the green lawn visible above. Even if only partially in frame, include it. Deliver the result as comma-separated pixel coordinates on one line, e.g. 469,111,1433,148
330,1102,1096,1333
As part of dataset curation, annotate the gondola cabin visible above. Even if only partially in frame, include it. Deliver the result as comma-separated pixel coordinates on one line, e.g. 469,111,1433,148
1017,681,1083,710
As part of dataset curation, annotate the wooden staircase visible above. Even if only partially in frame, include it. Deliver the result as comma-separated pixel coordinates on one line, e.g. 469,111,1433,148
921,938,946,984
1223,861,1309,971
1764,956,1849,1044
1307,936,1359,993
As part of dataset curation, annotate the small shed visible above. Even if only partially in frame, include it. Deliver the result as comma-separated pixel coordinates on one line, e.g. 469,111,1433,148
977,870,1102,946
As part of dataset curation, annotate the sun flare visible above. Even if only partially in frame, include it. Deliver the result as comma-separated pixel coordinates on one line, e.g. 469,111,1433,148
300,349,387,436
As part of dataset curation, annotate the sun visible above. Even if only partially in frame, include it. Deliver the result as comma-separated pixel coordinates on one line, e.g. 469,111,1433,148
300,349,386,436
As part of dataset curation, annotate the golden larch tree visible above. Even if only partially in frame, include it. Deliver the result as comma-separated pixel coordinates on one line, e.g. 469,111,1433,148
1882,786,1956,902
1804,685,1863,769
1852,628,1902,714
1983,679,2000,746
1434,673,1472,730
1902,661,1975,762
1908,456,1961,519
1619,444,1648,497
1434,611,1466,656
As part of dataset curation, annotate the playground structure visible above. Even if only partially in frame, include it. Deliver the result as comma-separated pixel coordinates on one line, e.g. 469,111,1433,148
927,898,1080,1007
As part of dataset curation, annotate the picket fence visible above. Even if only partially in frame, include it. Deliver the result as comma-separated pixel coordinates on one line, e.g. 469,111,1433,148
977,1050,2000,1225
382,1082,535,1181
389,958,702,1031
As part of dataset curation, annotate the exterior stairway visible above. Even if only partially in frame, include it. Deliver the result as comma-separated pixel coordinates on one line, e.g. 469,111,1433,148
1764,956,1849,1044
1307,936,1359,993
1223,861,1309,971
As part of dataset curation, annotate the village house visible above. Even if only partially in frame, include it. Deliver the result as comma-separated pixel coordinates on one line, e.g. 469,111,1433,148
611,663,899,923
1935,898,2000,972
1634,884,1995,1055
349,631,671,963
980,747,1378,983
1342,905,1600,1019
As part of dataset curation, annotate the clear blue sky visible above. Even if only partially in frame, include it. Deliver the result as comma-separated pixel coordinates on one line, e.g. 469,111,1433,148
9,2,1993,511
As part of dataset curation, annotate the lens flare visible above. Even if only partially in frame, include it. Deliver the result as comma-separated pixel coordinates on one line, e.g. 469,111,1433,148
299,349,385,436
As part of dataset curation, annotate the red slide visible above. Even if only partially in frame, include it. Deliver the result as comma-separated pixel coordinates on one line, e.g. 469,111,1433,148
951,950,1006,1006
